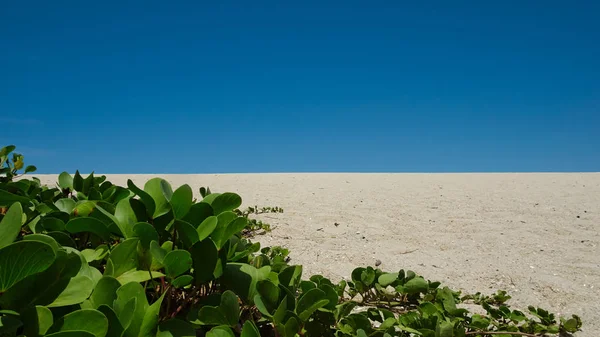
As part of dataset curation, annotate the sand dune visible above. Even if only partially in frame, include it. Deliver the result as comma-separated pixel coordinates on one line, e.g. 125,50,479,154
36,173,600,336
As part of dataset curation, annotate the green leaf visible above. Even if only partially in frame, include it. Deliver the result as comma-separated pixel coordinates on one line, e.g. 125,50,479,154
74,201,97,217
41,217,66,231
196,216,218,241
45,332,95,337
47,309,108,337
174,220,199,249
206,326,235,337
297,288,329,321
211,216,247,249
55,198,76,214
90,276,121,308
95,205,126,238
171,184,193,219
47,231,76,248
277,316,299,337
221,263,270,302
0,248,80,310
163,249,193,279
0,189,31,206
470,314,490,330
133,222,159,249
220,290,240,326
378,273,398,287
0,145,15,156
138,292,166,337
210,192,242,214
150,241,167,270
24,165,37,173
0,202,23,249
190,239,219,285
182,202,213,228
114,198,137,238
0,241,56,292
256,280,280,314
114,282,148,337
171,275,193,288
403,277,429,294
97,305,124,337
65,217,112,241
437,287,457,313
116,269,165,285
109,238,140,277
81,245,109,263
20,305,54,337
278,265,303,292
319,283,339,310
73,171,84,191
361,267,376,286
144,178,171,217
127,180,156,218
157,319,196,337
47,275,95,307
58,172,74,190
436,320,453,337
240,320,261,337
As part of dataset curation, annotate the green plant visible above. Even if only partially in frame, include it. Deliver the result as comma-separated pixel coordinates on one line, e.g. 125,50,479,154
0,145,583,337
0,145,36,183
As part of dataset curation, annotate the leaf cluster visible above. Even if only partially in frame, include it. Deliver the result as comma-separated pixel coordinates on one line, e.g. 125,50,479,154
0,145,583,337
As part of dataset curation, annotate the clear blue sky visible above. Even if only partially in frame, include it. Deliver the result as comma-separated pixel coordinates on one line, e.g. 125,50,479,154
1,1,598,173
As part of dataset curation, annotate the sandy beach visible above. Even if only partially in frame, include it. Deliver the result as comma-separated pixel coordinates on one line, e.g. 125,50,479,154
36,173,600,336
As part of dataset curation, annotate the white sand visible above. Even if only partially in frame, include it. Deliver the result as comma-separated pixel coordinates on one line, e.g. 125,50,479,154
37,173,600,336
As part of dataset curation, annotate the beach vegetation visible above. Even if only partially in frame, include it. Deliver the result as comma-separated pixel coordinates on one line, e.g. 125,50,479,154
0,144,582,337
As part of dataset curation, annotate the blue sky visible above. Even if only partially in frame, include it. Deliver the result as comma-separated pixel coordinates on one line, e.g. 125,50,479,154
1,1,598,173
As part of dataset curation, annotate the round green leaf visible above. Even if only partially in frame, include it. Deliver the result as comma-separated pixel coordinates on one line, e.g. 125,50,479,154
97,305,124,337
240,321,261,337
171,275,193,289
21,305,54,336
133,222,159,249
171,184,193,219
210,193,242,215
163,249,192,279
206,326,235,337
90,276,121,308
0,241,56,292
47,309,108,337
144,178,171,217
403,277,429,294
54,198,76,214
47,275,95,307
41,217,66,232
65,217,112,241
73,201,96,217
190,239,219,285
196,216,218,241
22,234,60,254
58,172,74,190
378,273,398,287
0,202,23,249
174,220,199,249
182,202,213,227
297,288,328,321
109,238,140,277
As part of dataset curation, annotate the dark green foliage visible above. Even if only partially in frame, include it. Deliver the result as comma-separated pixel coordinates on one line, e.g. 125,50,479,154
0,144,583,337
